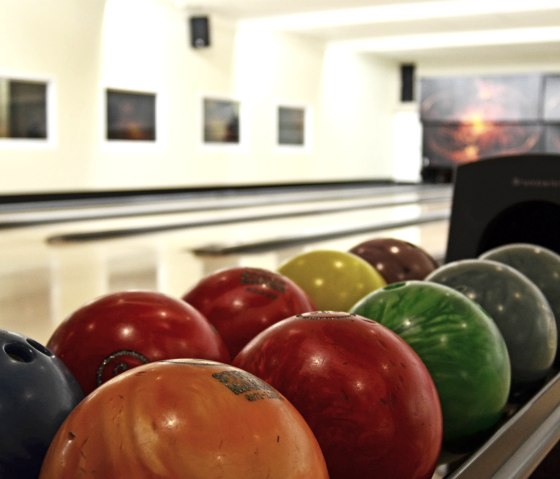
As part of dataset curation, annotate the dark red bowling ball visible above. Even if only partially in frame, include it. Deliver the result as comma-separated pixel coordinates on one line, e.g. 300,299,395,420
47,290,230,395
234,311,443,479
0,329,83,478
182,267,315,357
349,237,439,283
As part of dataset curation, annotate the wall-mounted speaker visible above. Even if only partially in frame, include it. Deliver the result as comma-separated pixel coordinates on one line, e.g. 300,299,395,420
400,64,415,102
189,16,210,48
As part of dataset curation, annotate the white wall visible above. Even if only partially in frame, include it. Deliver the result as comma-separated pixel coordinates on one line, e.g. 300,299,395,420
317,48,397,181
6,1,559,193
392,103,422,183
0,0,399,193
0,0,105,192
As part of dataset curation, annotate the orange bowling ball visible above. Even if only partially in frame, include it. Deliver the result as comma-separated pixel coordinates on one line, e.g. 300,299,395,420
39,359,329,479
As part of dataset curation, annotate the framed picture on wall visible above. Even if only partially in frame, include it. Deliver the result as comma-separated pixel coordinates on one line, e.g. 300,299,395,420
203,97,240,144
422,122,544,166
106,89,156,141
277,106,306,147
0,77,49,140
543,75,560,122
420,74,542,123
544,124,560,153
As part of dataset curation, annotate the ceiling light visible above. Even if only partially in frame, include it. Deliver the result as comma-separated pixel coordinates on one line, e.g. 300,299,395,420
330,26,560,52
240,0,560,30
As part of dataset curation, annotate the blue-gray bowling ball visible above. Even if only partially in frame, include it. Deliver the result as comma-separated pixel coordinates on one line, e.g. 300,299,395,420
426,259,557,395
481,243,560,365
0,329,83,478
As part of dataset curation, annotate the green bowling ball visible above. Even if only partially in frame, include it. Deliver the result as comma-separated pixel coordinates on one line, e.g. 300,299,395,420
426,259,557,395
350,280,511,447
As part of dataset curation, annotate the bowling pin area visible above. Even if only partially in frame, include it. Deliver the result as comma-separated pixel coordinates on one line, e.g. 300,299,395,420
0,180,558,478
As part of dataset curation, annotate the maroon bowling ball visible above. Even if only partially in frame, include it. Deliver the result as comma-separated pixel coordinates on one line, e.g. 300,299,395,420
47,290,230,395
234,311,443,479
182,267,315,357
0,329,83,478
349,237,439,284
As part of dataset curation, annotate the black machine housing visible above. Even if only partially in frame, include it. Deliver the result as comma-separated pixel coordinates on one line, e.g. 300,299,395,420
445,154,560,262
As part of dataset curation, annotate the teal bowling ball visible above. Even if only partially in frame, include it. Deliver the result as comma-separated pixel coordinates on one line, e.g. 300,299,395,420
480,243,560,363
426,259,557,395
350,281,511,447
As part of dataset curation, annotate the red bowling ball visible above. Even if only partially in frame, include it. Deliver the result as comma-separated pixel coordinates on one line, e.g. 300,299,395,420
182,266,315,357
234,311,443,479
349,237,439,283
47,290,230,395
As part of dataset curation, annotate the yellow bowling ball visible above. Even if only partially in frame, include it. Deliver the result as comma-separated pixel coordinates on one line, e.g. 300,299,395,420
278,249,386,311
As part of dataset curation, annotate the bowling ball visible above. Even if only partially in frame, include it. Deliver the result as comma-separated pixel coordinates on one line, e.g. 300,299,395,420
349,237,439,283
350,281,511,447
47,290,230,395
277,249,386,311
39,359,329,479
480,243,560,363
234,311,443,479
0,329,83,479
182,267,315,357
426,259,557,394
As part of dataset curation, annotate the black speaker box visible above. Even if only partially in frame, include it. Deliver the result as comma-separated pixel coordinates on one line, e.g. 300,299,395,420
445,154,560,262
400,64,415,102
189,16,210,48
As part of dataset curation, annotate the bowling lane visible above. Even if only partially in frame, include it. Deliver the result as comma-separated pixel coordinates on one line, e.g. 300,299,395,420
0,182,450,228
0,184,450,344
1,182,558,478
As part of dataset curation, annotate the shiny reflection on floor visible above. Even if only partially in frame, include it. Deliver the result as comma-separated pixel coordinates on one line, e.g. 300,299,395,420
0,265,51,342
0,208,448,345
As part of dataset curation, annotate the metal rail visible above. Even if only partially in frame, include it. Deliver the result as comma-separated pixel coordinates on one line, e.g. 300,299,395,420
447,371,560,479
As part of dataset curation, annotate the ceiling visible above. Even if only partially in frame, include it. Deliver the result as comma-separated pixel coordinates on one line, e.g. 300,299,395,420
173,0,560,65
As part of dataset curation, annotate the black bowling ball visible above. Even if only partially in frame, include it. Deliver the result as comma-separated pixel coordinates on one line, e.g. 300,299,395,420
0,329,83,478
